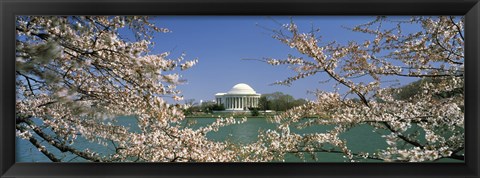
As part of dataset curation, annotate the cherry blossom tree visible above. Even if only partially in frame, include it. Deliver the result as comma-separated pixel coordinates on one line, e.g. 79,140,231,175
15,16,246,162
247,16,464,162
16,16,464,163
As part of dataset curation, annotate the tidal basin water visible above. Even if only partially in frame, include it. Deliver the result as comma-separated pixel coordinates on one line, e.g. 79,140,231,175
16,116,462,162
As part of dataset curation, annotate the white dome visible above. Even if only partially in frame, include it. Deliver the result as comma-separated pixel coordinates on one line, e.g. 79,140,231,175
227,83,257,94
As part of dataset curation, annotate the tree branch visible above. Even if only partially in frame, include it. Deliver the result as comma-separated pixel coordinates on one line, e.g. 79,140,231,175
16,124,61,162
18,117,106,162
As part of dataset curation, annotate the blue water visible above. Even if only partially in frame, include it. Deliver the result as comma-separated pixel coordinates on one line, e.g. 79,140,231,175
16,116,463,162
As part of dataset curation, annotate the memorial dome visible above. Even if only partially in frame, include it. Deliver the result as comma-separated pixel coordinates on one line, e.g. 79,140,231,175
227,83,257,95
215,83,261,111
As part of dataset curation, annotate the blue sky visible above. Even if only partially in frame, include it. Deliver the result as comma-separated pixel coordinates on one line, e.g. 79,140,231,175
142,16,414,104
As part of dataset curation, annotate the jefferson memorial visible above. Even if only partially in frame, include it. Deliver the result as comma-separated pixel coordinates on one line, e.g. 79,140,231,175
215,83,261,111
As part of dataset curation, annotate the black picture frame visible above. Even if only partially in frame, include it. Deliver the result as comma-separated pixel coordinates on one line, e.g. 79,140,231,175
1,0,479,177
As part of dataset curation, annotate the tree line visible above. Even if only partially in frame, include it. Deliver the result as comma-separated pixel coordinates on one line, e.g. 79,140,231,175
258,92,307,111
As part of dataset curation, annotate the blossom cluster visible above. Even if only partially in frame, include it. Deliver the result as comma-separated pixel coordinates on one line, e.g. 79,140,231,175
257,16,464,162
15,16,243,162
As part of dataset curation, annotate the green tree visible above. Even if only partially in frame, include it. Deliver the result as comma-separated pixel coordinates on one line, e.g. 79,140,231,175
260,92,306,111
249,108,260,116
291,98,307,108
211,104,225,111
258,95,270,111
198,101,226,113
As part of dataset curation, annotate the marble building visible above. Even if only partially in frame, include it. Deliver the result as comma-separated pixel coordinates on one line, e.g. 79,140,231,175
215,83,261,111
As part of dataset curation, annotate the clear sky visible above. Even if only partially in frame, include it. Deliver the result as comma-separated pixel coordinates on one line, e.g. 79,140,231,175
143,16,416,104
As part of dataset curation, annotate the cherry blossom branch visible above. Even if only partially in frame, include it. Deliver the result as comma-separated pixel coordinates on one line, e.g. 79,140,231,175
17,116,106,162
16,124,61,162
